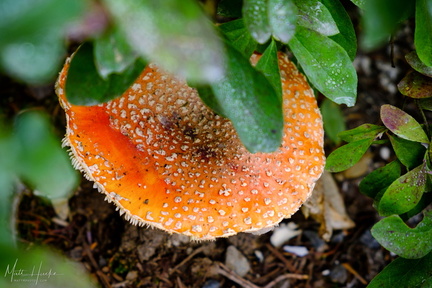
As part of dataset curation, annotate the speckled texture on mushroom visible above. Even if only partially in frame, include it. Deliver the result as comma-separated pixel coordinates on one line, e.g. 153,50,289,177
56,52,325,240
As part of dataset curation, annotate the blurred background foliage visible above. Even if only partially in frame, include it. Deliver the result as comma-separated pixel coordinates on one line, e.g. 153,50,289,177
1,0,432,286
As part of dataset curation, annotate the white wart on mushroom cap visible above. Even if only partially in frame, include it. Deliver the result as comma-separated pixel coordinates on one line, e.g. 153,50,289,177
57,52,325,240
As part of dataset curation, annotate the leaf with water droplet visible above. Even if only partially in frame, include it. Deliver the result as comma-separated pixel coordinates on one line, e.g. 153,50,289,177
338,123,386,143
325,138,374,172
359,160,402,199
243,0,271,44
321,0,357,60
378,163,427,216
406,51,432,78
372,210,432,258
102,0,225,84
381,105,429,143
288,26,357,106
294,0,339,36
389,134,427,170
367,251,432,287
268,0,297,43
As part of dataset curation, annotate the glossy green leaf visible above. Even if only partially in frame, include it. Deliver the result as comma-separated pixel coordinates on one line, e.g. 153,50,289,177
0,0,85,83
197,44,283,153
288,26,357,106
217,0,243,17
389,134,427,169
268,0,297,43
94,26,138,79
243,0,271,44
372,211,432,259
338,123,386,143
415,0,432,67
404,192,432,220
295,0,339,36
14,111,78,200
219,19,257,58
398,71,432,99
320,98,346,144
103,0,225,84
379,163,427,216
406,51,432,78
359,160,402,199
65,42,145,106
367,252,432,288
325,138,374,172
255,40,282,99
380,104,429,143
361,0,414,50
322,0,357,60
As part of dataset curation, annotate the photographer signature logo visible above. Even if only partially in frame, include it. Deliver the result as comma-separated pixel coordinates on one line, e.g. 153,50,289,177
3,258,63,285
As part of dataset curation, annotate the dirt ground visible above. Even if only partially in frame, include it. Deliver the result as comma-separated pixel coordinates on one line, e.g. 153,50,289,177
3,15,418,288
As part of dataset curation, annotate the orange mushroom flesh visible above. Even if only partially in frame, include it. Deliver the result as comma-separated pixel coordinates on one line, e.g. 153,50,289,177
56,52,325,240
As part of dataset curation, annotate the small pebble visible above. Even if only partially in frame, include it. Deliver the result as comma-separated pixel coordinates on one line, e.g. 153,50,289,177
282,245,309,257
225,245,250,277
202,279,220,288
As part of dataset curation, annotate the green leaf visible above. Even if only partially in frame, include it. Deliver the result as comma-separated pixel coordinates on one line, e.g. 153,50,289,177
295,0,339,36
320,98,346,144
268,0,297,43
322,0,357,60
65,42,145,106
243,0,271,44
389,134,427,170
350,0,365,9
325,138,374,172
379,163,427,216
338,123,386,143
0,0,85,83
406,51,432,78
419,97,432,112
359,160,402,199
0,243,96,288
219,19,257,58
197,43,283,153
380,104,429,143
14,111,78,200
398,71,432,99
367,252,432,288
415,0,432,67
217,0,243,17
371,211,432,259
361,0,414,50
103,0,225,84
288,26,357,106
94,26,138,79
255,40,282,99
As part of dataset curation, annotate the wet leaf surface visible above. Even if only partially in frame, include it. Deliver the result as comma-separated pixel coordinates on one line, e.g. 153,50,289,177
378,163,427,216
405,51,432,77
325,138,374,172
338,123,386,143
397,70,432,99
371,210,432,259
380,104,429,143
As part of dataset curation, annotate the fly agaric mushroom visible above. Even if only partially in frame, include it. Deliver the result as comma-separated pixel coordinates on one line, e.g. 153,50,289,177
56,52,325,240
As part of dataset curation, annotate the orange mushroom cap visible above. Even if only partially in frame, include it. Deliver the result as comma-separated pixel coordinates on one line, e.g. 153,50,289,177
56,52,325,240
